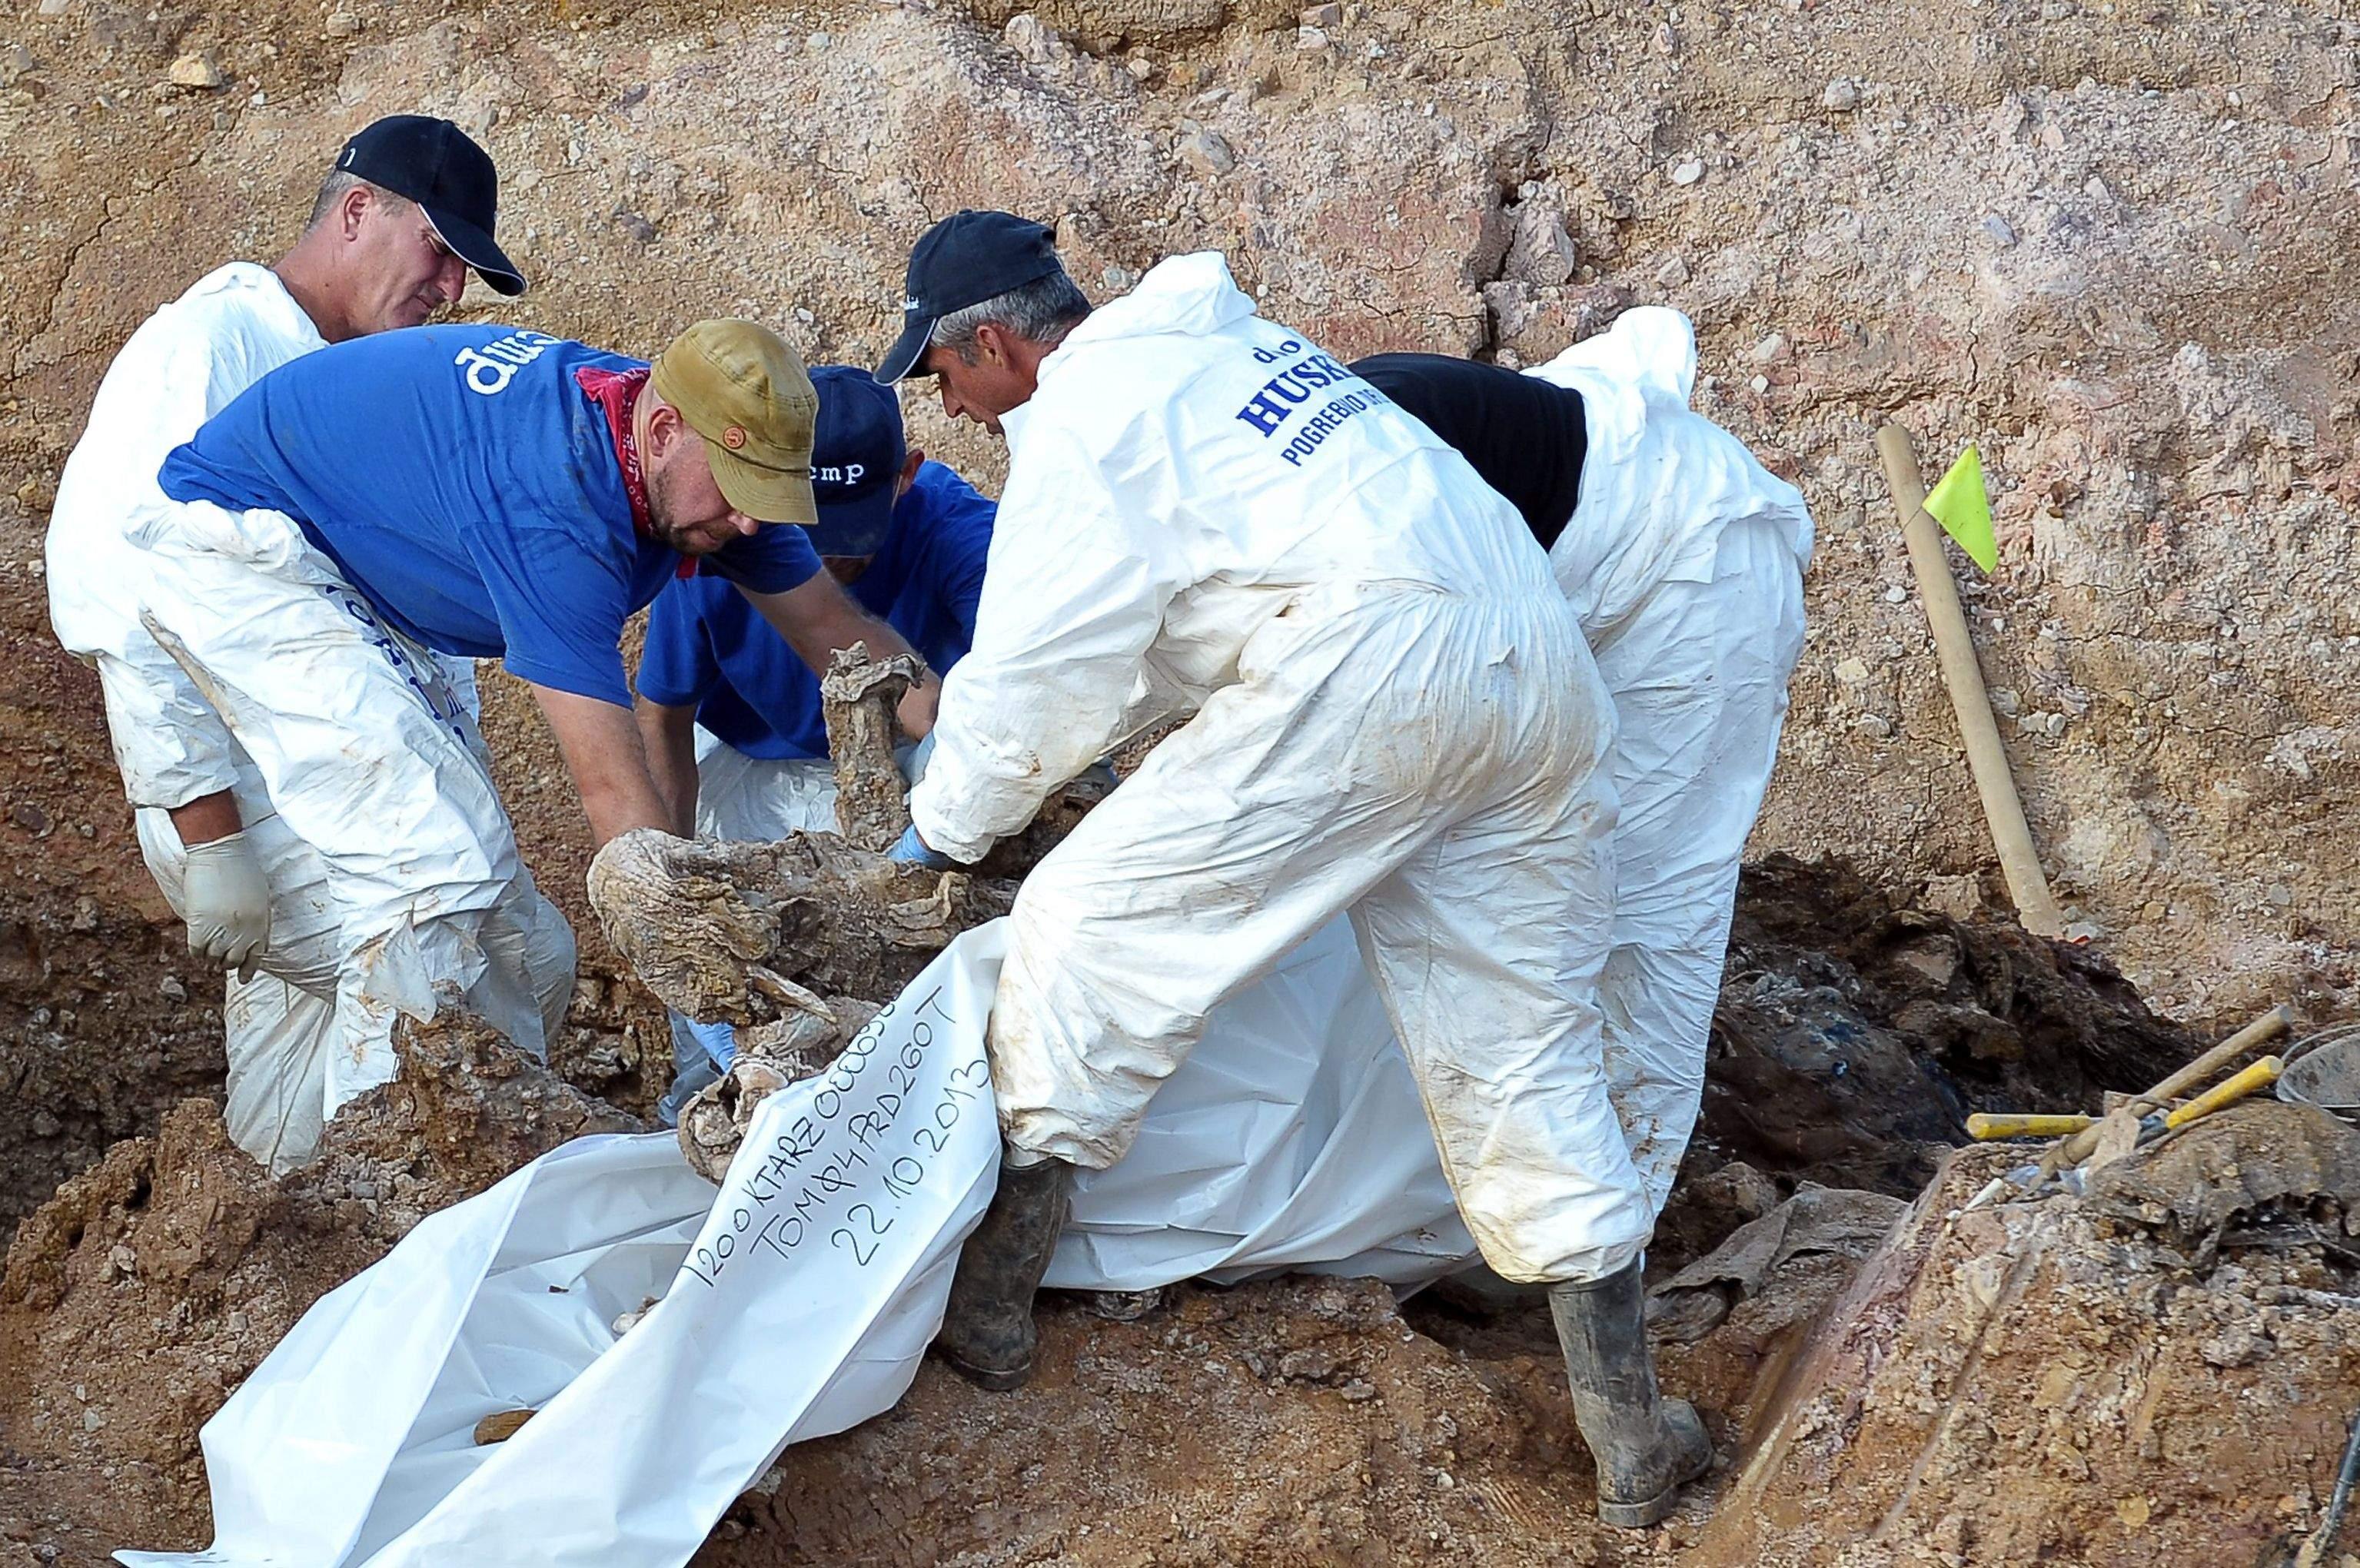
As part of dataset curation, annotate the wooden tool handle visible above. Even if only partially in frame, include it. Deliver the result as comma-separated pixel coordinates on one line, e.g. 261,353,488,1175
2163,1055,2284,1129
2146,1005,2295,1105
1876,427,2066,938
2053,1005,2295,1168
1967,1113,2096,1140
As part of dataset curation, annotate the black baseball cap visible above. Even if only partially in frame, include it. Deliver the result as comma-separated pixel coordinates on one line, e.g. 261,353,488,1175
806,366,908,556
873,210,1061,384
335,115,526,297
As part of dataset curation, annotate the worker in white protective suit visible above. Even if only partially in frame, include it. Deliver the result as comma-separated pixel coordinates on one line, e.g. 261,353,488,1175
873,211,1711,1527
1352,331,1814,1221
44,115,569,1174
124,317,939,1171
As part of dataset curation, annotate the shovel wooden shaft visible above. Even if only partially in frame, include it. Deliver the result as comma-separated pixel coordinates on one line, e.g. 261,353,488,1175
2145,1004,2295,1105
1876,426,2066,938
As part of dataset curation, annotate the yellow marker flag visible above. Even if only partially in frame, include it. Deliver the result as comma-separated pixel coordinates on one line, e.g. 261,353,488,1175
1923,444,1997,572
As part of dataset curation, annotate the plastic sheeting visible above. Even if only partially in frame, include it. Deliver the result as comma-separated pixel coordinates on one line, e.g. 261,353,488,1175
119,917,1468,1567
1054,915,1471,1288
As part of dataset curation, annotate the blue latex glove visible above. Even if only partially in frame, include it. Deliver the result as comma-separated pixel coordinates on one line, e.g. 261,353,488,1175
889,822,954,869
896,730,937,789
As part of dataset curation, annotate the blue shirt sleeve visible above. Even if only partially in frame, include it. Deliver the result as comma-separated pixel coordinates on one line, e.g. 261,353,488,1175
912,465,996,643
699,519,823,596
468,518,640,705
637,580,723,709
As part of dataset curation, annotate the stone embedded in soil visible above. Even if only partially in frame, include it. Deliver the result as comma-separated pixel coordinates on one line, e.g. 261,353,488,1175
164,50,224,88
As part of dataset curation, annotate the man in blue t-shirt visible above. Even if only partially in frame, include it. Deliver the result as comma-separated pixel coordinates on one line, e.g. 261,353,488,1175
633,364,995,1121
135,318,943,1118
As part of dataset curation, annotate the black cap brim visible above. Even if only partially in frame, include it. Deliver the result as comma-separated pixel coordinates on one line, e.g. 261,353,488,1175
808,483,897,558
423,206,527,297
873,315,936,384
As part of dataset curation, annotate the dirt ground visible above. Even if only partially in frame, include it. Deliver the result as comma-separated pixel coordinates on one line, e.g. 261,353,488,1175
1,0,2356,1558
0,858,2212,1566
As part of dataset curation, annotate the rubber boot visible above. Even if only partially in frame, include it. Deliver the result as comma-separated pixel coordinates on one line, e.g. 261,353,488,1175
1548,1260,1713,1527
936,1154,1071,1390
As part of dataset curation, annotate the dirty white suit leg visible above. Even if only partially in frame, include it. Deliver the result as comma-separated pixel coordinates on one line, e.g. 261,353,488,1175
138,646,567,1171
138,795,347,1172
693,741,842,840
988,589,1653,1285
96,615,355,1172
1524,306,1815,1217
129,498,577,1123
1585,520,1806,1214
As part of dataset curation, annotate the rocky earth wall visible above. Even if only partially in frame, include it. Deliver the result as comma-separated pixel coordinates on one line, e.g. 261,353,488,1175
0,0,2355,1188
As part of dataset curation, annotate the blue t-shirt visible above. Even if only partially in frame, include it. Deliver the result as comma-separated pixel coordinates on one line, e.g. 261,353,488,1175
637,462,996,759
158,324,823,707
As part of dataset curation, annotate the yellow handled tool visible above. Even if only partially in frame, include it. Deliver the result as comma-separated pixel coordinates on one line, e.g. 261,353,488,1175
2162,1055,2284,1130
2047,1004,2293,1174
1967,1114,2096,1140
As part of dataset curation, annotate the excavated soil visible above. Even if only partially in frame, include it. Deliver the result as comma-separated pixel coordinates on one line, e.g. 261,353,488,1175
1706,1106,2360,1566
2,0,2356,1557
0,859,2216,1565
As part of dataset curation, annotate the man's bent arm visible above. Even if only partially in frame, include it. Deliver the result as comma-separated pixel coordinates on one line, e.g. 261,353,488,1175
532,683,676,846
633,696,701,838
737,574,942,739
908,421,1176,862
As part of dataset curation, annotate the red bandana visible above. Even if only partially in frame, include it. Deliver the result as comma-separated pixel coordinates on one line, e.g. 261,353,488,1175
575,364,696,579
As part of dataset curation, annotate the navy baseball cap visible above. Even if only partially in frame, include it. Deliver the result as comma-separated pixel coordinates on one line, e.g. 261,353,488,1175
336,115,525,297
874,210,1062,384
807,366,909,556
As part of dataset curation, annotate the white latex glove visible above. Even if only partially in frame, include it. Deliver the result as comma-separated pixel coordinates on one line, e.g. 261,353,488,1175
181,830,272,982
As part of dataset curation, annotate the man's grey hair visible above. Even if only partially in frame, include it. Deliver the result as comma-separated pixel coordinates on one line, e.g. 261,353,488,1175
929,269,1092,360
304,169,412,232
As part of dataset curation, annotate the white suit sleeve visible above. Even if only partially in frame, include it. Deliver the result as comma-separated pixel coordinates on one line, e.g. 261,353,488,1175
104,328,257,809
908,419,1178,862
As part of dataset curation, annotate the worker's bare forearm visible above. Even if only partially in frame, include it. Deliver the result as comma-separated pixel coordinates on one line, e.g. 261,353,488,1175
633,696,700,838
168,789,244,847
577,775,673,847
533,684,676,847
740,577,940,738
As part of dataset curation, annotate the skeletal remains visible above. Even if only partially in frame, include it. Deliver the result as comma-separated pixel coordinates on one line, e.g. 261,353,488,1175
587,642,1102,1181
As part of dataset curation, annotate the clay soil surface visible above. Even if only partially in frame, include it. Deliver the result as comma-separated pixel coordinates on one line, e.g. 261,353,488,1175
1,0,2356,1557
0,859,2225,1566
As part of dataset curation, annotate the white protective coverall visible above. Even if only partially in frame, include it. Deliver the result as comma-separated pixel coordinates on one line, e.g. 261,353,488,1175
65,317,573,1168
909,252,1650,1285
690,736,843,840
45,263,564,1174
1524,306,1815,1214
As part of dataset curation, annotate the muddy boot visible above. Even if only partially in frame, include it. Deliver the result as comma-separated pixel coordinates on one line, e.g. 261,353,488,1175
1548,1260,1713,1527
936,1154,1071,1390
